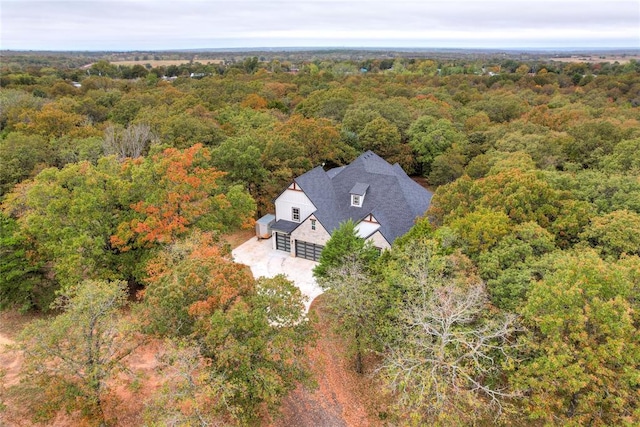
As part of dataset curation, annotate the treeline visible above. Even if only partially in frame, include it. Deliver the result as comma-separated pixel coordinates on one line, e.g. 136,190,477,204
1,54,639,425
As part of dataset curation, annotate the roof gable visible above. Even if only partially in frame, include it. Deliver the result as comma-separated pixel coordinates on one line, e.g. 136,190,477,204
291,151,433,244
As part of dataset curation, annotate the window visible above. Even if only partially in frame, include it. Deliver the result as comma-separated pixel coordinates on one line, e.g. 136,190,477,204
311,219,316,230
351,194,361,207
292,207,300,222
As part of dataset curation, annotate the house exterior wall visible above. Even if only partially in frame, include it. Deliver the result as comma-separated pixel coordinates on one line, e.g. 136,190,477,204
291,215,331,256
274,187,316,223
367,230,391,250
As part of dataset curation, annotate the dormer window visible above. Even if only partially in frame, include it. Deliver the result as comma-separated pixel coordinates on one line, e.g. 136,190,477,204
350,183,369,208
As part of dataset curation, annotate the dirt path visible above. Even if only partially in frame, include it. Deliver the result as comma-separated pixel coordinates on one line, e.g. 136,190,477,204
270,296,386,427
0,330,22,395
0,333,14,347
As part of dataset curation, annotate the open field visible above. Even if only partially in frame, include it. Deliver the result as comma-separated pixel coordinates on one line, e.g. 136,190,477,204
546,54,640,64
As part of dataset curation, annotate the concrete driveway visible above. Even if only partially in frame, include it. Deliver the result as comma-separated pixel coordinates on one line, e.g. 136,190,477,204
232,237,323,311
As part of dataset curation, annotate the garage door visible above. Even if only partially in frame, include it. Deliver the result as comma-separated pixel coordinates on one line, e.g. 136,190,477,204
295,240,324,261
275,233,290,252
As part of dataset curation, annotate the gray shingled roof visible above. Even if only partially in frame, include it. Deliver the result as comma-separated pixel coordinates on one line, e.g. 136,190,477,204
350,183,370,196
294,151,433,244
271,219,301,234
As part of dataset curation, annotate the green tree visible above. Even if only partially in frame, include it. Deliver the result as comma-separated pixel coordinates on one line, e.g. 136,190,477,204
469,92,527,123
0,132,51,196
17,280,141,425
358,117,414,172
477,221,556,310
600,137,640,172
514,250,640,425
564,119,629,168
408,116,467,176
196,274,314,423
580,209,640,259
277,114,354,167
428,146,468,185
313,221,381,374
0,212,46,311
313,219,379,280
317,256,377,374
448,208,513,259
295,87,355,121
3,158,129,292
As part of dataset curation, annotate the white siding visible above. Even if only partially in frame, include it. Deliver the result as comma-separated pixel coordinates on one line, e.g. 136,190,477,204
274,188,316,222
355,221,380,239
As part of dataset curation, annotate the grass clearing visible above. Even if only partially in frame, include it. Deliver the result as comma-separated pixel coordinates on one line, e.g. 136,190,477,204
547,54,640,64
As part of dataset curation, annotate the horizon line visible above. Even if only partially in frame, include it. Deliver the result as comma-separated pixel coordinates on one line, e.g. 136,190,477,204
3,46,639,54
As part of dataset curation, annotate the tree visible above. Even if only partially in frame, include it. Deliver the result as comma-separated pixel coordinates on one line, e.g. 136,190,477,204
580,209,640,259
448,208,513,259
428,146,467,186
51,135,104,167
313,221,380,373
0,132,51,196
3,158,129,292
194,275,314,423
140,232,314,423
140,231,254,337
313,219,379,280
16,280,141,425
212,133,267,187
295,87,355,121
514,250,640,425
477,221,557,311
16,102,98,139
564,119,628,168
430,168,565,233
276,114,354,167
357,117,414,172
0,212,46,311
102,123,158,159
408,116,467,176
600,137,640,172
112,144,256,251
142,340,233,426
318,256,378,374
155,110,225,148
378,240,518,424
469,92,527,123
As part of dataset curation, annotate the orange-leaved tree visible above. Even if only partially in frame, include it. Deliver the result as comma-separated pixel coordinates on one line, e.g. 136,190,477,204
139,231,314,424
112,143,255,251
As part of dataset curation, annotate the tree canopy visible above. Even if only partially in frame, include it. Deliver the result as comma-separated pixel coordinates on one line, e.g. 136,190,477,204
2,51,640,425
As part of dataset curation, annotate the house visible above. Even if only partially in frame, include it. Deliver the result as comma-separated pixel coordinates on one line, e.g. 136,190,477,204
271,151,433,261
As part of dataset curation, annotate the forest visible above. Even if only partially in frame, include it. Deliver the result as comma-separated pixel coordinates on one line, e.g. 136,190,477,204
1,50,639,426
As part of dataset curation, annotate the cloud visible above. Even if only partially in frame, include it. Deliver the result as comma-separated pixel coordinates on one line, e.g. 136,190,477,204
2,0,638,50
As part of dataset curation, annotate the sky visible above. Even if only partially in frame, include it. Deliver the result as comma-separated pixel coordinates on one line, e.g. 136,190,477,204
1,0,639,51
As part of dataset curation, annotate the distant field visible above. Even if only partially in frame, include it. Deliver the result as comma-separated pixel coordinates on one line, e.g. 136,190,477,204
111,59,224,67
547,54,640,64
